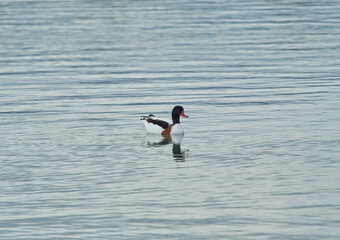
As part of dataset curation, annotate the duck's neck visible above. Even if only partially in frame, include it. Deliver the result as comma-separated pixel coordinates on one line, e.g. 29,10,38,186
172,113,180,125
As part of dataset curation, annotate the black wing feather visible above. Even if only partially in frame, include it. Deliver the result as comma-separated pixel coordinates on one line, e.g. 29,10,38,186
149,119,169,129
140,115,169,129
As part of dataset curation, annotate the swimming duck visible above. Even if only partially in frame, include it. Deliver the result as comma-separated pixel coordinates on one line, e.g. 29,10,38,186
141,106,189,135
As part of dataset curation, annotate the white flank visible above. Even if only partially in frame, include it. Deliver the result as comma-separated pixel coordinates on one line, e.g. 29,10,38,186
142,117,171,134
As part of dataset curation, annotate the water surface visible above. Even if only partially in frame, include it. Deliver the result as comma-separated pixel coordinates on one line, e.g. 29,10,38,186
1,0,340,239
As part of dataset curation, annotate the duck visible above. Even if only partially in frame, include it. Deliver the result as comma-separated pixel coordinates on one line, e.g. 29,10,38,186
141,106,189,135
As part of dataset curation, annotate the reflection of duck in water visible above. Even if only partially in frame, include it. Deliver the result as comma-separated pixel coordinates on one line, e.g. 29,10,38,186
144,134,189,161
145,134,183,146
140,106,189,135
172,142,187,162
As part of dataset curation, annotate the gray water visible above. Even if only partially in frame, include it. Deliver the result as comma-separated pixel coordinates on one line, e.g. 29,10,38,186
1,0,340,239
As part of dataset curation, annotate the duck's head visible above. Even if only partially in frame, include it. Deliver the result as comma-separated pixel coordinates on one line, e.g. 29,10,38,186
172,106,189,124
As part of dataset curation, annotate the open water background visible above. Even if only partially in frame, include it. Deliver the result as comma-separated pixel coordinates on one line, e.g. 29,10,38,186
1,0,340,239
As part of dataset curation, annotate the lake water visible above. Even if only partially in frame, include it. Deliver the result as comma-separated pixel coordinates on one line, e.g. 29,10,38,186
1,0,340,239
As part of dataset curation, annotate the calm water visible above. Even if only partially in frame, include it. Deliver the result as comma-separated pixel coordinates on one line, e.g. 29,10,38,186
1,0,340,239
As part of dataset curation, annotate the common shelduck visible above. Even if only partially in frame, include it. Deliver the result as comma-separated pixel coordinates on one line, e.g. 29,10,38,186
141,106,189,135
